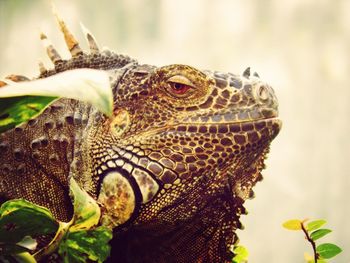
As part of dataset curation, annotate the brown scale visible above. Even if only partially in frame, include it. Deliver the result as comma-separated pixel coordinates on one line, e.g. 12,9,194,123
0,12,281,263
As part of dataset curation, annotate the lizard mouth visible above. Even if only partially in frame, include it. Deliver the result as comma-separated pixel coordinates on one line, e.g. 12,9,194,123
174,115,281,139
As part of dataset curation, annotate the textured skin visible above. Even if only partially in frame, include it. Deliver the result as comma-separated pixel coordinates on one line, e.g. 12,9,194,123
0,19,281,262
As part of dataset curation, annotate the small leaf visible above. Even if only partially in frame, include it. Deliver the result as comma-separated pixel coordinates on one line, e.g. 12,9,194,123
232,245,249,263
12,252,37,263
0,96,56,133
13,252,36,263
316,243,342,259
58,226,113,263
306,219,326,232
282,219,302,230
0,199,58,243
310,229,332,241
69,178,101,231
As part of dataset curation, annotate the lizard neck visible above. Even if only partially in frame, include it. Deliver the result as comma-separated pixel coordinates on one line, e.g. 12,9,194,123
0,98,91,221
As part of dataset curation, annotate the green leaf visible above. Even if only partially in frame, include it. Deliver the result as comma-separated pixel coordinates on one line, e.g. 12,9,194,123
69,178,101,232
310,229,332,241
316,243,342,259
12,252,37,263
282,219,302,230
0,199,58,243
232,245,249,263
53,179,111,262
306,219,326,232
0,96,56,133
58,226,113,263
0,69,113,119
33,221,72,261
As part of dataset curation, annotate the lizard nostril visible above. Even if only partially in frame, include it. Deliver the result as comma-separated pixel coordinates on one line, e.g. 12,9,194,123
258,85,269,101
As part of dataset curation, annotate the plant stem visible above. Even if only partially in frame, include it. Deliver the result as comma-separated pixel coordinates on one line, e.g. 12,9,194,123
301,222,317,263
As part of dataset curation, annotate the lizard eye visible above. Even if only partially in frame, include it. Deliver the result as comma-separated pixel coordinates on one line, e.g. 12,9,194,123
169,82,191,94
166,75,195,97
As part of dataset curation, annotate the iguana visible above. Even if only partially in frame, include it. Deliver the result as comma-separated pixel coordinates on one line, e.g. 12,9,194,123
0,15,281,263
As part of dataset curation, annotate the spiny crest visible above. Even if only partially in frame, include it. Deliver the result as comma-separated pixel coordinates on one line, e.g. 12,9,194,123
79,22,100,54
1,8,137,86
54,11,84,57
242,67,260,79
40,32,63,64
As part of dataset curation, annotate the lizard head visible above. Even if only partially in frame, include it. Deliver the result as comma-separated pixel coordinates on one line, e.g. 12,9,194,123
0,14,281,261
91,62,281,261
87,61,281,227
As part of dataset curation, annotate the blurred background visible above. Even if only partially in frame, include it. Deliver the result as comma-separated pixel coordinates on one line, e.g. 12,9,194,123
0,0,349,262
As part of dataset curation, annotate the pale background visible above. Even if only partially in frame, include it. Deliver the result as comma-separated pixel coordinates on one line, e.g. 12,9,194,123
0,0,349,262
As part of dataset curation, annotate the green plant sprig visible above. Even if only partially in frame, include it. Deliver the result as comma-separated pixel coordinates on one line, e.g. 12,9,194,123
283,218,342,263
0,178,113,262
300,220,317,262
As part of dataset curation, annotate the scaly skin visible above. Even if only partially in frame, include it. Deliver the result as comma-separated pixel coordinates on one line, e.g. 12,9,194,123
0,17,281,262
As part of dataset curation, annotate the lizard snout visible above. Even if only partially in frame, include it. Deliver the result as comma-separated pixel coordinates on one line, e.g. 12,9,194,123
250,81,279,111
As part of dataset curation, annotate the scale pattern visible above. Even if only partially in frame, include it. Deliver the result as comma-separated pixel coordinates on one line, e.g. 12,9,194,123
0,16,281,262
